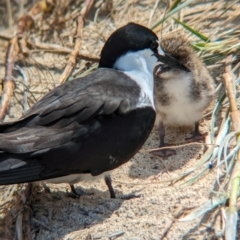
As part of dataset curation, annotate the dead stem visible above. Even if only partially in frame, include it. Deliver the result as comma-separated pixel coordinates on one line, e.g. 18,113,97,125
5,0,13,30
23,206,32,240
0,32,12,40
148,0,160,27
0,1,47,121
28,41,99,62
10,184,33,240
0,37,18,121
222,54,240,240
108,231,125,239
59,0,94,84
31,218,52,232
142,142,217,153
16,212,23,240
14,65,28,112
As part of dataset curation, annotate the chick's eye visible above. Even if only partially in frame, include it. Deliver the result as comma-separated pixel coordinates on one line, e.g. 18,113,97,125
150,41,158,51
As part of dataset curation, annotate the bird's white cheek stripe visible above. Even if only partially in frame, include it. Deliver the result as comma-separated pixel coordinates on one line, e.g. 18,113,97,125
157,44,165,56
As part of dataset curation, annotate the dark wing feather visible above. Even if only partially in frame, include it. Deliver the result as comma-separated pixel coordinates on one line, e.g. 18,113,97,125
21,69,137,120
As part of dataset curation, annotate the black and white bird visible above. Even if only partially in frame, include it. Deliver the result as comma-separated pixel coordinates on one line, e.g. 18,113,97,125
152,33,215,157
0,23,187,198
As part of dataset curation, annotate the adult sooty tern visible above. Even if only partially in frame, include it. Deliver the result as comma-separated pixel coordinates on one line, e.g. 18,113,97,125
152,33,215,157
0,23,187,197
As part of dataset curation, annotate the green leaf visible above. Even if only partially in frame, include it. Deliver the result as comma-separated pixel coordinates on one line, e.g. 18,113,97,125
173,18,209,42
151,0,197,30
168,0,182,12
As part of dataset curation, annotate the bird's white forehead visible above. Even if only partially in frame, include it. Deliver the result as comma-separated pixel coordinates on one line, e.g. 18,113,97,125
157,40,165,56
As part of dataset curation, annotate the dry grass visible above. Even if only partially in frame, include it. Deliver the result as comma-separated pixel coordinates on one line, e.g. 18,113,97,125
0,0,240,239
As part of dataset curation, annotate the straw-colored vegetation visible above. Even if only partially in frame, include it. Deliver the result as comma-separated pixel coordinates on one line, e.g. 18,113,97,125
0,0,240,239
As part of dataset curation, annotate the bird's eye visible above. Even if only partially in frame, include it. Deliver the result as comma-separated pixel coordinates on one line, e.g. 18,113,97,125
150,41,158,51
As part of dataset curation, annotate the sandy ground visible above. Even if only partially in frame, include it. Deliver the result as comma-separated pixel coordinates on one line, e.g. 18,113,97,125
29,128,221,240
0,0,239,239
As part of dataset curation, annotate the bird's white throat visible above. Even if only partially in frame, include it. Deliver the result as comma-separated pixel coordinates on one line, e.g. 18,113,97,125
113,49,157,109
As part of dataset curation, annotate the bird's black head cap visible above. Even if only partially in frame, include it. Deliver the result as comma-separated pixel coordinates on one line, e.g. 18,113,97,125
99,22,159,68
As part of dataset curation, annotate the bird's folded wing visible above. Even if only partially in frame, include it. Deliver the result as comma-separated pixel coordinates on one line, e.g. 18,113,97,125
22,69,138,122
0,69,139,154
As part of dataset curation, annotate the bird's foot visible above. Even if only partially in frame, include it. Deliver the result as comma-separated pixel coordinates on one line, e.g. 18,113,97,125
150,147,176,158
120,193,142,200
104,175,141,200
185,122,208,141
42,183,51,193
69,184,93,198
104,175,117,199
185,132,208,141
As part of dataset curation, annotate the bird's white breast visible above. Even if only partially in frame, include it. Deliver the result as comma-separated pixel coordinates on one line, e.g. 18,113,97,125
44,172,110,184
155,72,209,126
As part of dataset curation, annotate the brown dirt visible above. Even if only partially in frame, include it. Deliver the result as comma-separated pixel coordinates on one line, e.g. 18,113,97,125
0,0,239,239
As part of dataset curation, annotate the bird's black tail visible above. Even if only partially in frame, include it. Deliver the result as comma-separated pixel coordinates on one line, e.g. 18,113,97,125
0,154,64,185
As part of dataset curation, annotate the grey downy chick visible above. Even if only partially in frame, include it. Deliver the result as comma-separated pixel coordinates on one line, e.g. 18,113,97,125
152,33,215,157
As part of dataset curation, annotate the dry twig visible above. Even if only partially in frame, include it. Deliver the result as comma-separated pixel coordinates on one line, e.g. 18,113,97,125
28,41,99,62
59,0,94,84
5,0,13,29
16,212,23,240
0,33,99,62
0,36,19,121
222,55,240,240
11,184,33,240
0,1,52,121
31,218,52,232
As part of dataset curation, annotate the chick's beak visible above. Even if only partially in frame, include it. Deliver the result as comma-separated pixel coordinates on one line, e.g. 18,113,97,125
154,48,190,72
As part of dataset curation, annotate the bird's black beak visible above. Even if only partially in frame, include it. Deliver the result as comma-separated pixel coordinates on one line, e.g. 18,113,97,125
154,52,190,72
